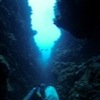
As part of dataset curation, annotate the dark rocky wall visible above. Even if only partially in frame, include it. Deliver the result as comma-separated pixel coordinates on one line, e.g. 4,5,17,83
51,0,100,99
55,0,100,40
0,0,40,99
50,30,100,100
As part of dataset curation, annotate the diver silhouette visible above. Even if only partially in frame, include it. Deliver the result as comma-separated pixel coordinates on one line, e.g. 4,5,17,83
23,84,60,100
23,83,46,100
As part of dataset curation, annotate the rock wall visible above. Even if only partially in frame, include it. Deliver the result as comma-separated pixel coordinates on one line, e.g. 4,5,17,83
50,25,100,100
0,0,40,99
52,2,100,99
55,0,100,39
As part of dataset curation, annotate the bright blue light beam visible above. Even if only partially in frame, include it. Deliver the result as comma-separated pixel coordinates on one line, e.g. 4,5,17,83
28,0,61,61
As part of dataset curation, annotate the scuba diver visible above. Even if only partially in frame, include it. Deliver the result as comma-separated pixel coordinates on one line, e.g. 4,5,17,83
23,84,60,100
23,83,46,100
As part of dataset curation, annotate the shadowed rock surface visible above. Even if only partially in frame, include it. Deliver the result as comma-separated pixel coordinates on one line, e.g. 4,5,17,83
55,0,100,40
0,0,41,99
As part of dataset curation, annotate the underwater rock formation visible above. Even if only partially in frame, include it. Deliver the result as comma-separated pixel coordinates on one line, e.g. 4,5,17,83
68,56,100,100
51,47,100,100
52,2,100,99
50,31,100,100
0,0,100,100
0,0,40,99
54,0,100,40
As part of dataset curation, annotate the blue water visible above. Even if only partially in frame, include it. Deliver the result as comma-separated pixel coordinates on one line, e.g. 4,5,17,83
28,0,61,62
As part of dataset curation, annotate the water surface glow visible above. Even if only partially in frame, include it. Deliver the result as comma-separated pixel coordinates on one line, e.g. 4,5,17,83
28,0,61,61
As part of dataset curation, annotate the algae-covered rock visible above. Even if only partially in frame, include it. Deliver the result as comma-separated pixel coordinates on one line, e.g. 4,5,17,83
68,56,100,100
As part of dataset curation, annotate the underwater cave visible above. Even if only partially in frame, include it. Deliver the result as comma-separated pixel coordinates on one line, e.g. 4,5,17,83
0,0,100,100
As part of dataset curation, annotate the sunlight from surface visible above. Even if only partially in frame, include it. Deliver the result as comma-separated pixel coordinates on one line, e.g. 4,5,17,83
28,0,61,61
